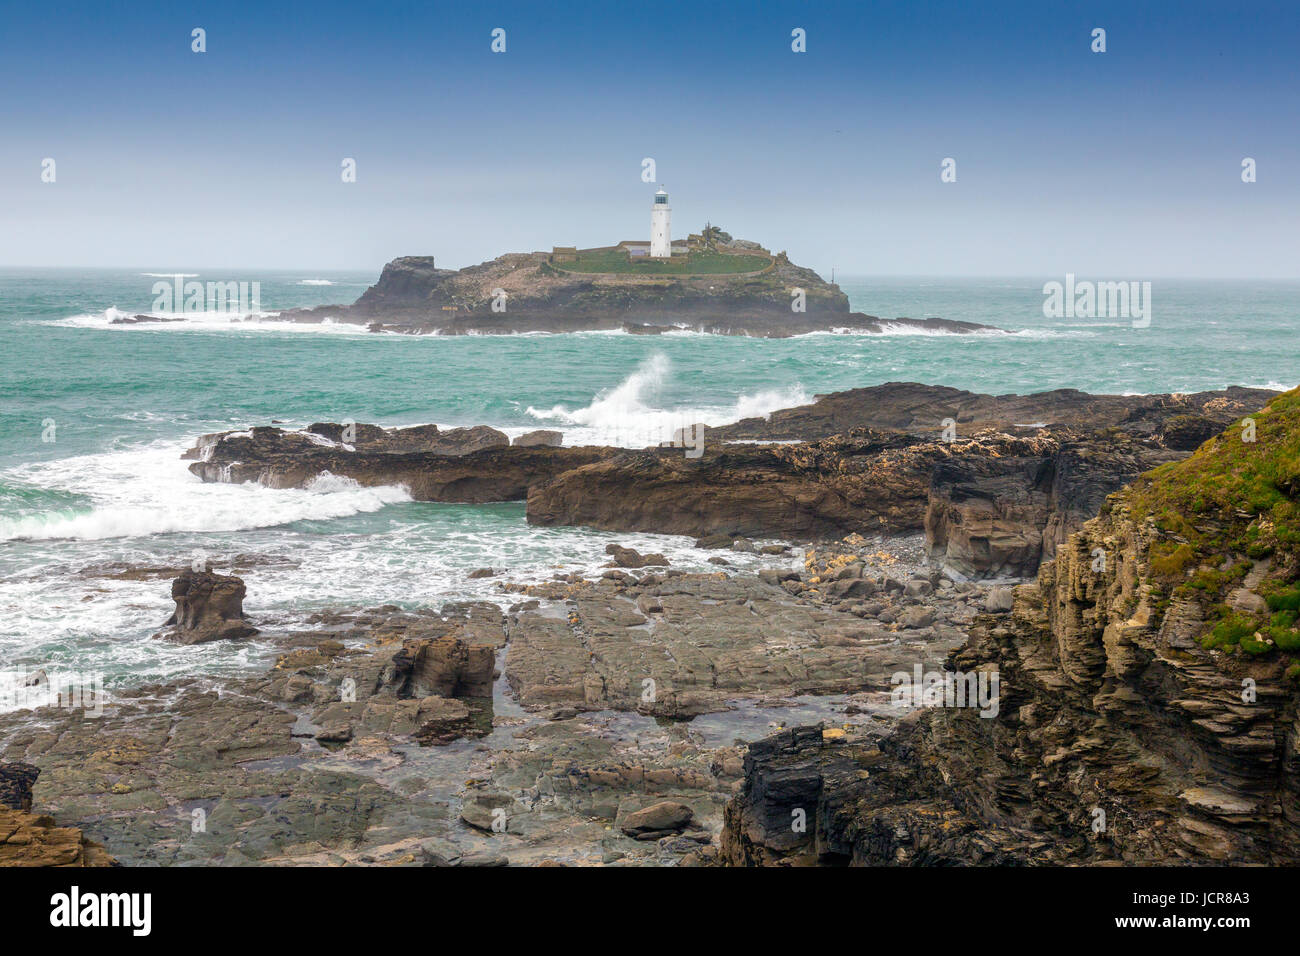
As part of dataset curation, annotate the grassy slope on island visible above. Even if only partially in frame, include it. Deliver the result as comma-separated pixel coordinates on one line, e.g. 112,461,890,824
1116,385,1300,662
550,247,773,276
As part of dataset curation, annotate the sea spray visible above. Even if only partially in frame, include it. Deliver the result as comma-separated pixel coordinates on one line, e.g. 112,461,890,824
525,354,806,447
0,443,413,542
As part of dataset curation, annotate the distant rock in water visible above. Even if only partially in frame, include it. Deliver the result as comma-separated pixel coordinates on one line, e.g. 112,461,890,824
268,249,1009,338
160,569,257,645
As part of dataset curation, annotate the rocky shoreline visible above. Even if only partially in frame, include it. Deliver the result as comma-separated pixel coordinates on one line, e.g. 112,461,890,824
186,383,1274,578
0,532,995,866
722,387,1300,865
3,380,1293,867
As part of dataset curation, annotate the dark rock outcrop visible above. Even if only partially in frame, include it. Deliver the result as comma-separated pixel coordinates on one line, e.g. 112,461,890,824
527,430,937,540
160,569,257,644
306,421,509,455
528,428,1183,579
923,433,1183,577
722,387,1300,865
187,425,613,503
186,384,1281,580
0,761,39,811
390,635,497,699
713,382,1276,442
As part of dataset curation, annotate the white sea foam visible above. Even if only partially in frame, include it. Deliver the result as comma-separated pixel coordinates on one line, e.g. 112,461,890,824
0,443,411,542
1120,381,1291,397
298,279,334,285
793,323,1090,340
524,354,807,447
48,307,371,335
734,386,810,419
876,322,1006,337
0,446,794,694
1237,381,1293,392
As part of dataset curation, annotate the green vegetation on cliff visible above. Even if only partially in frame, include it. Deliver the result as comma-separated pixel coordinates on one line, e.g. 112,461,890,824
1122,385,1300,659
551,247,772,276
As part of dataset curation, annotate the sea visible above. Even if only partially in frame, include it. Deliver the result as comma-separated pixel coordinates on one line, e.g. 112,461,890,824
1,268,1296,700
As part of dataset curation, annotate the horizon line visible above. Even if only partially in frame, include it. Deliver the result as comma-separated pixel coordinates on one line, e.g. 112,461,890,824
3,265,1300,283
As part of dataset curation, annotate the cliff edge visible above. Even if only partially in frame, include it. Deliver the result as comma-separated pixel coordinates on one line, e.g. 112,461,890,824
721,386,1300,864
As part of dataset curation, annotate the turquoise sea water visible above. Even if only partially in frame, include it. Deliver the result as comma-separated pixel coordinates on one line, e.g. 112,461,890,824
1,268,1296,692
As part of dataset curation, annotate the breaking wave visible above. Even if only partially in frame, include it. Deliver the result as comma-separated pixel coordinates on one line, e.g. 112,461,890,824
0,444,411,542
524,354,807,447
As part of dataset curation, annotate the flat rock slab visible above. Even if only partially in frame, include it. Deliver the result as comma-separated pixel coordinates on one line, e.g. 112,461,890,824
504,574,961,718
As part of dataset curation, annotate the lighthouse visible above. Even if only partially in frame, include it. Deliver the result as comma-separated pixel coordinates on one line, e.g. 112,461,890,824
650,188,671,258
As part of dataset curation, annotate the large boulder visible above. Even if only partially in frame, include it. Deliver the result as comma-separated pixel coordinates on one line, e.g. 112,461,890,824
984,587,1015,613
621,800,694,837
394,635,497,698
461,792,521,832
605,544,669,568
512,430,563,448
923,435,1181,578
161,569,257,644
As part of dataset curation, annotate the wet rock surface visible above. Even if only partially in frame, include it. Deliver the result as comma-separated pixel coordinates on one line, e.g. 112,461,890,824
513,430,563,448
306,421,510,455
0,536,992,866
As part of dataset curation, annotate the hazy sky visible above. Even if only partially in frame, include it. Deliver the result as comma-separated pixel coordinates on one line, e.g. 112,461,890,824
3,0,1298,276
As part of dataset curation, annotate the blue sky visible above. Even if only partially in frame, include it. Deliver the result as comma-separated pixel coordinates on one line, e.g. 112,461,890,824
2,0,1298,276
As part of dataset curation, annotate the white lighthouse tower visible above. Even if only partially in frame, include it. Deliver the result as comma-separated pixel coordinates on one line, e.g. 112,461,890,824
650,188,671,258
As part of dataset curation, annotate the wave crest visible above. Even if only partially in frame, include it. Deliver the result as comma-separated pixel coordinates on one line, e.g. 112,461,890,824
0,447,411,542
525,355,806,446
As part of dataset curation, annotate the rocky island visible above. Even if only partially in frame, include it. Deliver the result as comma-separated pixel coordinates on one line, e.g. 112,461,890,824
168,229,1002,337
